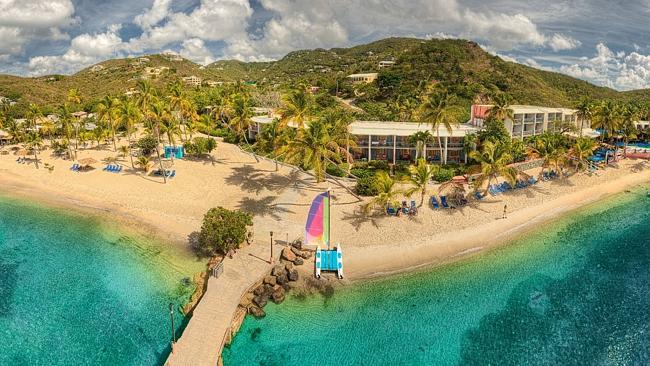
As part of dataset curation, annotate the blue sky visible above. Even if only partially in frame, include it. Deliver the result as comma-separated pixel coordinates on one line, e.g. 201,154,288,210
2,0,650,90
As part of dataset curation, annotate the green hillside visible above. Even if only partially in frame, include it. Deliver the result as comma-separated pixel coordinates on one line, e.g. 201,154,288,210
2,37,650,118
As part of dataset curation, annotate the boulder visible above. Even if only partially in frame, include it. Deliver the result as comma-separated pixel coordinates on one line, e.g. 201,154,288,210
272,265,286,276
281,283,291,291
276,274,288,285
284,262,294,272
288,269,299,282
290,247,302,257
264,275,277,286
239,293,255,308
262,284,275,296
294,257,304,266
253,285,266,296
253,295,268,308
300,251,312,259
271,287,286,304
281,247,297,262
291,239,303,250
249,306,266,318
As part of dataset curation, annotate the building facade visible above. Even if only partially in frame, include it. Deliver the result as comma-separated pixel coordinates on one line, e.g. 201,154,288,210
470,104,583,138
346,73,378,84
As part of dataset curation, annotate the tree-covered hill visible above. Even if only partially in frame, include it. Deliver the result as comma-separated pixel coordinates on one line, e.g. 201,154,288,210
2,37,650,117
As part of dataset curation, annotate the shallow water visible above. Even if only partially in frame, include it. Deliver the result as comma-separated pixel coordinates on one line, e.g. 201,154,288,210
223,187,650,366
0,194,204,365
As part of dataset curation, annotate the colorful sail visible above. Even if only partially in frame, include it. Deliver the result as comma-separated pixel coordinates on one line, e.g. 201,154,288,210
305,192,330,246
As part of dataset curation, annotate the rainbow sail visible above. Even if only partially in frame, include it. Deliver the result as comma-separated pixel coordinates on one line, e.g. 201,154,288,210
305,192,330,246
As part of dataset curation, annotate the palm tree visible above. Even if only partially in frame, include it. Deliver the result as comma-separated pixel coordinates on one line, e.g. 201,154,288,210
323,109,357,174
25,104,42,132
469,141,517,194
408,131,434,160
0,98,12,130
67,88,82,107
575,98,593,137
57,104,76,160
404,158,435,206
96,96,121,151
228,94,254,144
279,119,342,182
278,87,313,129
462,132,479,164
24,132,43,169
118,99,141,168
119,145,129,159
569,137,597,171
135,156,152,173
620,103,640,157
418,90,464,165
592,100,622,141
487,93,514,122
527,133,568,177
363,171,403,215
147,99,169,183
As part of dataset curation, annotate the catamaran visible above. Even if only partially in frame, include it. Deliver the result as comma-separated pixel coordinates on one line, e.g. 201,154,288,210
306,190,344,279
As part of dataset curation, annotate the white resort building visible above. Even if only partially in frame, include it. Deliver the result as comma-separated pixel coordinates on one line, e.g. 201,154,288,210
182,76,202,87
346,73,379,84
250,104,593,165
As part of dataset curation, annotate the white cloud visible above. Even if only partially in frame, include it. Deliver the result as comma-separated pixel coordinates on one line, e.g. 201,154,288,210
134,0,171,30
28,25,123,75
179,38,215,65
548,34,581,51
461,11,546,50
0,0,75,58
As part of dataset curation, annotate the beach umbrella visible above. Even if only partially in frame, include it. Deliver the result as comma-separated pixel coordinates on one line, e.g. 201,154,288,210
78,157,98,166
16,149,28,156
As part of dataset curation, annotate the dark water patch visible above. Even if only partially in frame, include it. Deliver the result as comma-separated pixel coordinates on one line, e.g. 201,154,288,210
0,259,18,315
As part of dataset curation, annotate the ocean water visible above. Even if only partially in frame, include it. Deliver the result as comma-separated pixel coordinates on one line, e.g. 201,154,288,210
223,187,650,366
0,194,204,365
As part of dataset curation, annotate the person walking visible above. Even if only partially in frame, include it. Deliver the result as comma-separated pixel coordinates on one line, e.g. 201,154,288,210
502,204,508,219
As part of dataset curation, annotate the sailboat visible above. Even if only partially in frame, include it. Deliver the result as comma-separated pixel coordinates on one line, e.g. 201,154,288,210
305,190,344,279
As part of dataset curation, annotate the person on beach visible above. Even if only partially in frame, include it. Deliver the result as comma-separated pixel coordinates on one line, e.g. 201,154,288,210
502,204,508,219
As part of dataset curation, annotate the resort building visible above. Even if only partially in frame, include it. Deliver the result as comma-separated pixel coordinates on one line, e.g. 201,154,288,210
470,105,585,138
182,75,202,87
162,51,183,62
378,61,396,69
635,120,649,131
250,115,480,164
347,73,379,84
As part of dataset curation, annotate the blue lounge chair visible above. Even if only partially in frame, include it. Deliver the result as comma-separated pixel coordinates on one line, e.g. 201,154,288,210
440,196,450,208
70,164,79,171
430,196,440,209
488,185,499,196
115,165,122,173
410,201,417,215
528,177,538,185
386,204,397,216
169,170,175,178
474,191,485,200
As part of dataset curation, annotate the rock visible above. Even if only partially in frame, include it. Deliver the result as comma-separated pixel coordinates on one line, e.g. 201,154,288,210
300,251,312,259
293,257,304,266
276,274,288,285
288,269,299,281
239,293,254,308
272,265,286,276
281,283,291,291
271,287,286,304
253,295,268,308
264,275,277,286
284,262,294,272
290,247,302,257
262,284,275,296
291,239,303,250
281,247,296,262
249,306,266,318
253,285,266,296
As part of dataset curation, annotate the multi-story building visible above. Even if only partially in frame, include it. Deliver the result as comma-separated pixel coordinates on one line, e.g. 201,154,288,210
470,104,586,138
182,75,202,87
378,61,395,69
346,73,378,84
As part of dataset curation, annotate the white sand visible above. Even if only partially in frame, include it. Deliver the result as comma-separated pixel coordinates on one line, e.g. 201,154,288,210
1,138,649,281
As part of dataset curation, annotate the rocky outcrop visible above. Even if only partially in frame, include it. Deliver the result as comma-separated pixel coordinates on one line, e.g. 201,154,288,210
249,306,266,318
281,247,296,262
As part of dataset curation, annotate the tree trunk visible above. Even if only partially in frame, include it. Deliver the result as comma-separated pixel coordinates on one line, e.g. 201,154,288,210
155,126,167,183
436,128,443,166
126,134,135,169
33,151,39,169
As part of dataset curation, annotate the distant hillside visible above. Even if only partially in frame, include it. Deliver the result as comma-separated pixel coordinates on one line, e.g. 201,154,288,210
2,37,650,117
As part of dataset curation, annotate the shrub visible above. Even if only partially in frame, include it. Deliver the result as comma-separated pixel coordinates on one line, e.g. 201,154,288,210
325,163,346,177
184,137,217,157
196,207,253,256
433,167,455,182
355,175,381,196
136,135,158,156
350,168,374,179
221,130,240,144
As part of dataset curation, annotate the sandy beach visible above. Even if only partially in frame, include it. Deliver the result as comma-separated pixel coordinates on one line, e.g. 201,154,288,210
1,139,649,281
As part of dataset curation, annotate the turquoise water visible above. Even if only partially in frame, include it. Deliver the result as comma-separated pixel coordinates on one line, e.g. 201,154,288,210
0,194,203,365
224,187,650,365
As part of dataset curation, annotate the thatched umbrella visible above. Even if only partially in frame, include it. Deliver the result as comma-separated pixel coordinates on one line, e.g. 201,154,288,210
78,157,98,166
16,148,28,156
439,180,468,206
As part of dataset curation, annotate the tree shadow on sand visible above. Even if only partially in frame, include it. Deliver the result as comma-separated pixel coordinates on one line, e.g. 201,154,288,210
236,196,295,221
225,165,303,194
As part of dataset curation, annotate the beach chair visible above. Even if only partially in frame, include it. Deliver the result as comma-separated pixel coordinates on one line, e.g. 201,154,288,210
430,196,440,209
528,177,538,185
386,204,397,216
70,164,79,171
440,196,450,209
169,170,176,178
474,191,485,200
115,165,122,173
488,185,498,196
409,201,417,215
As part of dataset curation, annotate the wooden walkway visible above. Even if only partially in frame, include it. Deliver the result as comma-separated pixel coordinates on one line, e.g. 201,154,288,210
165,241,273,366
